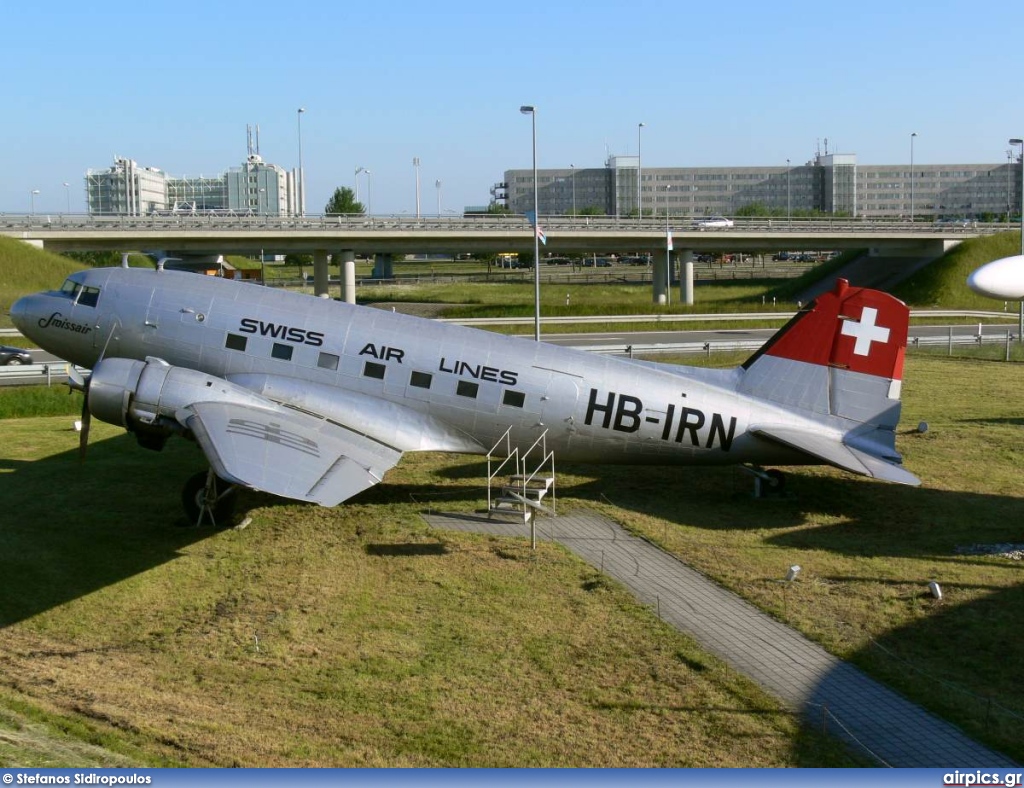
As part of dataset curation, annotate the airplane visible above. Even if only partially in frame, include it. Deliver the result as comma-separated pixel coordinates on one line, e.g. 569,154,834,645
9,265,919,525
967,254,1024,300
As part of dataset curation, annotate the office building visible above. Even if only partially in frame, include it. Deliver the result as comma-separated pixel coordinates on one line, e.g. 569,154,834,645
86,154,298,216
498,152,1018,220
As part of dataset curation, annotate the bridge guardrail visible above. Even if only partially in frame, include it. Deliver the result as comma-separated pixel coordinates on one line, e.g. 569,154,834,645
0,213,1008,235
2,309,1014,341
573,331,1019,357
0,331,1015,385
0,362,74,385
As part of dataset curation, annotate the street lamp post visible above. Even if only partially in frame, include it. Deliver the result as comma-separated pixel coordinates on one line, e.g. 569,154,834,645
297,107,305,216
665,184,672,306
637,122,645,222
910,132,917,222
63,182,70,214
435,179,442,217
786,159,791,226
1010,137,1024,341
354,167,372,214
521,105,541,342
1008,148,1014,223
30,189,39,215
414,157,421,219
570,164,576,219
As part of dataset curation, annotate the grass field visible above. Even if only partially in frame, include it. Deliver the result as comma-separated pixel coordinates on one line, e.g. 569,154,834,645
1,351,1023,766
1,230,1023,766
0,408,856,767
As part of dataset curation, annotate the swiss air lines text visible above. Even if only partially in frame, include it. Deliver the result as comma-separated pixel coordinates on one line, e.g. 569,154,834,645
584,388,737,451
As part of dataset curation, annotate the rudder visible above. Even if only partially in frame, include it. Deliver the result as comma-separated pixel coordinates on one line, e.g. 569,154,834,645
739,279,909,425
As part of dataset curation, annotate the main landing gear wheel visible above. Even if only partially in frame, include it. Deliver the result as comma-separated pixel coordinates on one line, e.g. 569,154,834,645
763,469,786,494
741,466,788,498
181,470,236,527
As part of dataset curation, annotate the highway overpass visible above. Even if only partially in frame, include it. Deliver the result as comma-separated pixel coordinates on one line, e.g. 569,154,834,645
1,213,999,304
0,213,996,257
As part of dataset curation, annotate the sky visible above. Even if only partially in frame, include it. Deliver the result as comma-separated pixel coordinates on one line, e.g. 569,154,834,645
2,0,1022,216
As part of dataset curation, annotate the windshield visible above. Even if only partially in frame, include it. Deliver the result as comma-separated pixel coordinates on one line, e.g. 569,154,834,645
57,278,101,307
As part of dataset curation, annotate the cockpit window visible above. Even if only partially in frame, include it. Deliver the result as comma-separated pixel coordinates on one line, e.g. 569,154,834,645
57,279,101,307
78,286,100,307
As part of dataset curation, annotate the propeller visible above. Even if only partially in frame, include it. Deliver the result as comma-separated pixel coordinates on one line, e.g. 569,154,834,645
68,323,117,461
67,366,91,461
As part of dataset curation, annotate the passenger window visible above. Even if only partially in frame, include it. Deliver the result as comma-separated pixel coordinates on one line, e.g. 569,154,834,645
225,333,248,351
318,352,340,371
410,371,432,389
456,381,479,399
502,390,526,408
272,343,293,361
363,361,386,380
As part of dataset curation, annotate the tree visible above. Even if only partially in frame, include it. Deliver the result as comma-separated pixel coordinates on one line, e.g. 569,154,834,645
64,250,124,267
487,203,511,214
324,187,364,215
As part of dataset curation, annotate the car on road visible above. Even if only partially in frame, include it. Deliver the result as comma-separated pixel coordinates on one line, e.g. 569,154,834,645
934,217,973,229
693,216,734,230
0,345,32,366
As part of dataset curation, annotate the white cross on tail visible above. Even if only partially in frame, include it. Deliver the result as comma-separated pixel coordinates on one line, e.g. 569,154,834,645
840,306,890,356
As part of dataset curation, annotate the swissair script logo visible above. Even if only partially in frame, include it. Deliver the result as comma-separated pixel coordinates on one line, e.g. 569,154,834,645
840,306,891,356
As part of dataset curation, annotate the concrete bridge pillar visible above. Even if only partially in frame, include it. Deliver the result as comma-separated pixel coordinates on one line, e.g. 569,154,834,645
373,253,394,280
337,249,356,304
312,249,330,296
652,252,667,305
678,250,694,305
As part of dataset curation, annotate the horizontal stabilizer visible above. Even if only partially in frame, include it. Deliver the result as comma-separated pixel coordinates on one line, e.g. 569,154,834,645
751,425,920,486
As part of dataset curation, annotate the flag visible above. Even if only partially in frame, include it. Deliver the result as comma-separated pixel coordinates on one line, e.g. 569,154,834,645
667,229,674,251
525,210,547,245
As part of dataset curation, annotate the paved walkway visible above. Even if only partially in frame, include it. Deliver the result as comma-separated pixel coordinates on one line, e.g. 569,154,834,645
423,509,1016,767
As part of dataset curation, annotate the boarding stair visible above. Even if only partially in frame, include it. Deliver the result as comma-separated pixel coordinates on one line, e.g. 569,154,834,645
486,427,556,525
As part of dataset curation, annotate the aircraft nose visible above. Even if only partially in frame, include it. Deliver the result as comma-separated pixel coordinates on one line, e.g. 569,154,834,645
9,294,32,334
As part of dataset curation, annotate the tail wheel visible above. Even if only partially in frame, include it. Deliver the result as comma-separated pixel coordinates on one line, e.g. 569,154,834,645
181,470,235,526
764,469,787,494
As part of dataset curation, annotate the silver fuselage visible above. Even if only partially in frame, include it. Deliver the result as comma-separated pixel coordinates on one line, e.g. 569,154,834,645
12,267,819,467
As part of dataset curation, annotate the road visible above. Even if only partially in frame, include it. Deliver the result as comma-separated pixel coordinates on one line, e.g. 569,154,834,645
4,317,1015,384
546,323,1014,348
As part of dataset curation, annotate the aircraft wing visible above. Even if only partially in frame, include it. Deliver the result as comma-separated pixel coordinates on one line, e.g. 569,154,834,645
182,401,402,506
750,425,920,486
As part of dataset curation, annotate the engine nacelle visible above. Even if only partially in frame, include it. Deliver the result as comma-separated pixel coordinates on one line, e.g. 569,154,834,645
87,357,280,447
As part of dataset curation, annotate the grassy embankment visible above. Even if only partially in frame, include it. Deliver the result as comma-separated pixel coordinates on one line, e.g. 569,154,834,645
0,392,857,767
1,235,1023,765
1,352,1022,765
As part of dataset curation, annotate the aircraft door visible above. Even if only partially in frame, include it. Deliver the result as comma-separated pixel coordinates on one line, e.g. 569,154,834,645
536,370,581,449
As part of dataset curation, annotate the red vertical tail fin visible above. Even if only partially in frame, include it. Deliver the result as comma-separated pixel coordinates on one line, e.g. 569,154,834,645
738,280,916,484
743,279,908,385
